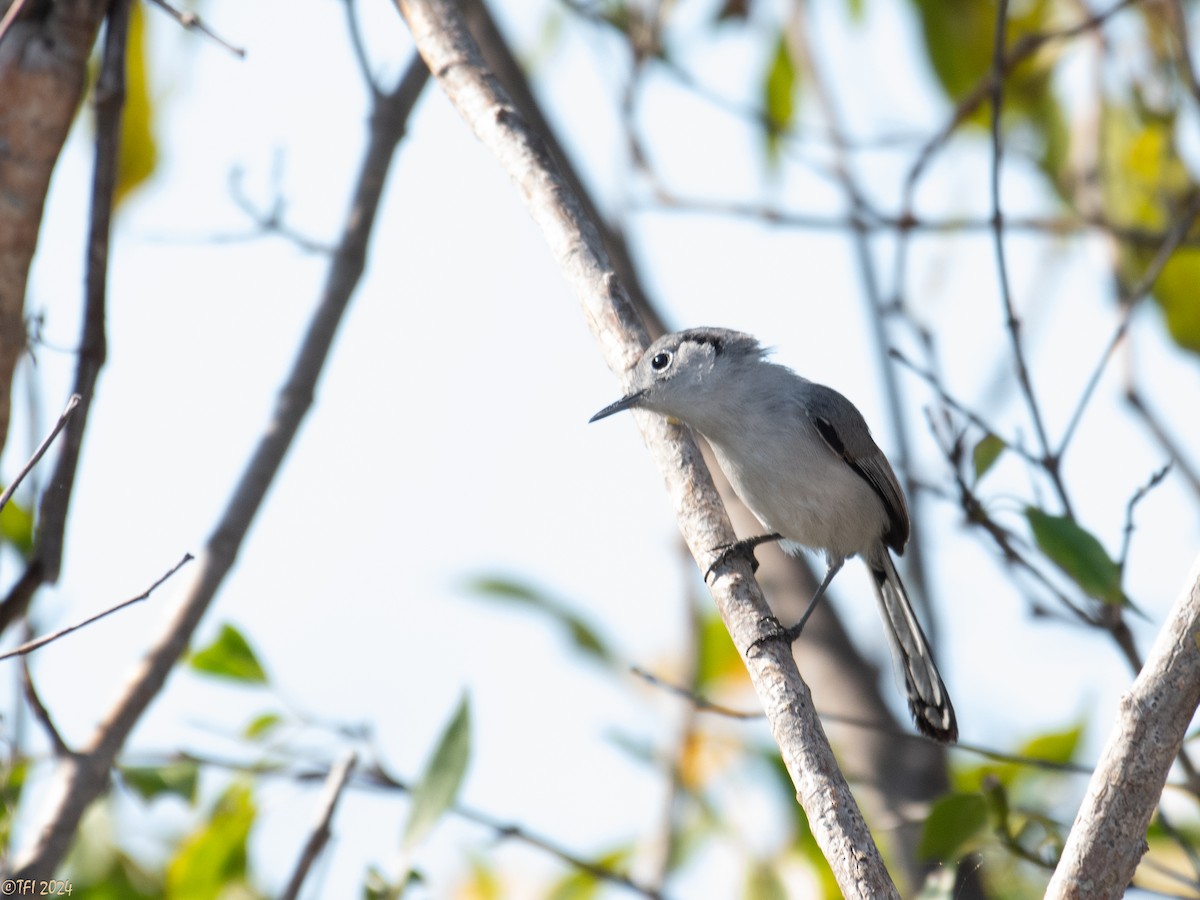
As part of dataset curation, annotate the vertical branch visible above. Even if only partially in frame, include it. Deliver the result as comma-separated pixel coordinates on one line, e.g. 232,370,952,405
988,0,1068,514
0,0,127,635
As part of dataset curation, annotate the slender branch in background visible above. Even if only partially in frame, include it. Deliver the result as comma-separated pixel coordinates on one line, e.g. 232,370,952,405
631,666,1099,775
342,0,383,100
1117,464,1171,571
988,0,1061,509
145,0,245,58
789,2,937,630
458,0,665,335
890,349,1038,464
395,0,899,894
125,743,667,898
0,394,80,513
0,554,193,662
9,48,431,879
1058,191,1200,456
1125,387,1200,500
1168,0,1200,107
0,0,127,638
20,649,67,757
280,751,358,900
362,760,667,899
921,409,1094,624
891,0,1136,328
649,192,1200,248
226,165,336,253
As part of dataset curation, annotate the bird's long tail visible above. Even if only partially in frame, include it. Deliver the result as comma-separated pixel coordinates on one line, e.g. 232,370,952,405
868,550,957,743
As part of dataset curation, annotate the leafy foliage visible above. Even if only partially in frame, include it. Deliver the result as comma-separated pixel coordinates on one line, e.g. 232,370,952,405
165,783,263,900
119,759,200,804
114,1,158,207
1025,509,1126,606
401,694,472,850
467,576,616,665
189,623,269,684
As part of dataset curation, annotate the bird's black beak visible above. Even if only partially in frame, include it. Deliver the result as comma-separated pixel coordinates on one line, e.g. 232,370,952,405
589,389,647,423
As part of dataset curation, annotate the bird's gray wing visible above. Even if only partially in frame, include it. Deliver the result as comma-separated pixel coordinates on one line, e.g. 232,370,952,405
807,391,910,554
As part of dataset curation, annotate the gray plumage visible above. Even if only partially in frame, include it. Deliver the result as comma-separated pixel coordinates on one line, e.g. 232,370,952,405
591,327,957,743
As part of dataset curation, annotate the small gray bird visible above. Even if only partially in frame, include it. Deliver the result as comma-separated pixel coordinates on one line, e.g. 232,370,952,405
590,327,957,743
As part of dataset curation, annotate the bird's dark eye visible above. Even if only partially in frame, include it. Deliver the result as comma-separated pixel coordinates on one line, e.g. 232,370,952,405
651,352,672,371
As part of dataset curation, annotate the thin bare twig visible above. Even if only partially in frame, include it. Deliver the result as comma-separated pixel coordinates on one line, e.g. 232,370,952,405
0,554,193,662
1125,387,1200,500
20,647,67,757
145,0,245,58
226,165,335,254
0,394,80,514
280,751,358,900
631,666,1096,775
989,0,1063,513
135,746,667,899
1058,191,1200,456
9,47,430,880
341,0,382,99
1118,464,1171,571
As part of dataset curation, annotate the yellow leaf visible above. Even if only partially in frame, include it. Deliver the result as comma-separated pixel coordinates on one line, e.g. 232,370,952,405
115,1,158,207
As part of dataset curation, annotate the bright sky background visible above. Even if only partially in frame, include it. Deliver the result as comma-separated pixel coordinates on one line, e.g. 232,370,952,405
4,0,1199,896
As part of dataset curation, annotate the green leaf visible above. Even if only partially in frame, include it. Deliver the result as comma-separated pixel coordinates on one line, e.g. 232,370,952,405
972,433,1006,482
242,712,284,741
743,860,788,900
467,576,615,665
547,847,631,900
1146,247,1200,353
0,497,34,556
762,31,797,166
695,609,744,690
918,792,988,860
0,757,28,851
402,694,472,850
120,760,200,804
165,782,261,900
1018,723,1083,766
1025,508,1125,605
189,623,269,684
114,1,158,207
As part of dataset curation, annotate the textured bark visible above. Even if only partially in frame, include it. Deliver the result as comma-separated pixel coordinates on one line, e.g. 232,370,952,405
0,0,109,457
396,0,900,893
1046,555,1200,898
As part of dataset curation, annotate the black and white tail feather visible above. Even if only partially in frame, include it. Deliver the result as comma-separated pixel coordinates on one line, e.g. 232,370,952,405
869,553,957,743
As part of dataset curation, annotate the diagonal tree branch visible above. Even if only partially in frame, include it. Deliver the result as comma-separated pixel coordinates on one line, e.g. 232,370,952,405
1046,554,1200,898
393,0,899,894
280,751,358,900
8,50,431,880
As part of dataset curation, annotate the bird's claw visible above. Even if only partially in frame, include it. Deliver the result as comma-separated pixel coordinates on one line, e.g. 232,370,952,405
703,538,762,583
747,615,806,657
